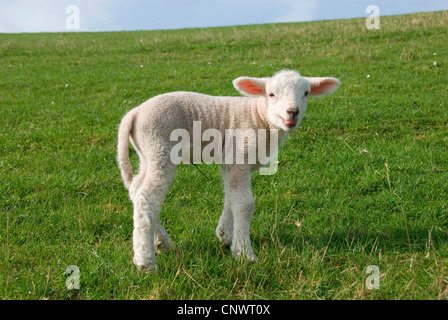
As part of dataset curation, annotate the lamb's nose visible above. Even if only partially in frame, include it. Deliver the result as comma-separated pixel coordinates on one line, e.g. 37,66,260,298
287,109,299,118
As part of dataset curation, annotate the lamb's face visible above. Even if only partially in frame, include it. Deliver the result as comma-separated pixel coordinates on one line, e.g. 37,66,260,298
233,70,340,132
264,72,310,131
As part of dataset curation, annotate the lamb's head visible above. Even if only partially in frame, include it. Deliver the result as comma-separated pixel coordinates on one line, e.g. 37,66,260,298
233,70,341,131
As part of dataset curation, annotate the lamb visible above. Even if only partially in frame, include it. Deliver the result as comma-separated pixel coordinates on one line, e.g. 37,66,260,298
117,70,341,271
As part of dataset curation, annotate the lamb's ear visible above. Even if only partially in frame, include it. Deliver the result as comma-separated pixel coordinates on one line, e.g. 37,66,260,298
233,76,267,97
306,77,341,96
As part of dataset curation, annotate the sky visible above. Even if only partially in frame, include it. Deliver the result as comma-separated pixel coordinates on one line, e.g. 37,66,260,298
0,0,447,33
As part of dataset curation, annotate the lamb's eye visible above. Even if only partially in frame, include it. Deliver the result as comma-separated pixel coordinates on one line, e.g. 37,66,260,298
269,93,275,98
304,91,309,97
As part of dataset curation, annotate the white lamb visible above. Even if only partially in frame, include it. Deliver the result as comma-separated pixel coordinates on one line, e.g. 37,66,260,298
117,70,340,271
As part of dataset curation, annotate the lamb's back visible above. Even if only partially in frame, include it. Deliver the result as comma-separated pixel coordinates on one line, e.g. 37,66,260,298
134,91,257,136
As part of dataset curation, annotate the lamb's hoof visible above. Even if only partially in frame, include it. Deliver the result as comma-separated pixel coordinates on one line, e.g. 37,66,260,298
232,249,258,263
133,257,158,273
155,239,173,254
216,228,232,246
246,253,258,263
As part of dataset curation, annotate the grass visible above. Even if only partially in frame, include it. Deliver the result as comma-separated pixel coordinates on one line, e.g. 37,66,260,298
1,11,448,300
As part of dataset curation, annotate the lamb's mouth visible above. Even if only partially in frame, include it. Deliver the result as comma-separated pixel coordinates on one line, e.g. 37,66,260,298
280,117,297,128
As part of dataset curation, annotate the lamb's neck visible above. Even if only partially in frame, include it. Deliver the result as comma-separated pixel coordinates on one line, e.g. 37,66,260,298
252,98,270,129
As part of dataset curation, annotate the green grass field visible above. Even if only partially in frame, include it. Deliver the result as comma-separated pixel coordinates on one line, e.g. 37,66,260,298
1,11,447,300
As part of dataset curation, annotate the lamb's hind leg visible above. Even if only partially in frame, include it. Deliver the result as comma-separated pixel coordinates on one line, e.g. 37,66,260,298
132,161,176,271
154,222,172,253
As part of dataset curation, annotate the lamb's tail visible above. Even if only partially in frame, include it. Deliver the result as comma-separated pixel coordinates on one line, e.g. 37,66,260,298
117,109,137,190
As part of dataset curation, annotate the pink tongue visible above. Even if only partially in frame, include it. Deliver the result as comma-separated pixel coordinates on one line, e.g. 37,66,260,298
285,119,297,126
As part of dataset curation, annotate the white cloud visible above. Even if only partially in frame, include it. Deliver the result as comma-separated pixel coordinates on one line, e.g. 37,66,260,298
0,0,320,33
274,0,319,23
0,0,64,33
0,0,140,33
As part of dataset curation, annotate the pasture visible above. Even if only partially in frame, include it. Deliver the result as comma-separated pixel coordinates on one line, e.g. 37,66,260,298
1,11,447,299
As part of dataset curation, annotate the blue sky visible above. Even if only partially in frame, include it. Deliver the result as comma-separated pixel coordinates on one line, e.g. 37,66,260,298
1,0,447,33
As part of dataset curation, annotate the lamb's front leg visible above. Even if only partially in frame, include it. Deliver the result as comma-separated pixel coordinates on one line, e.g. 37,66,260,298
222,165,258,262
216,187,233,246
